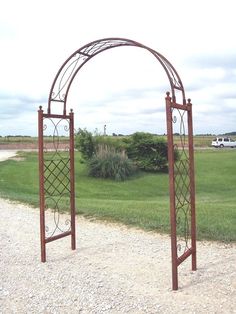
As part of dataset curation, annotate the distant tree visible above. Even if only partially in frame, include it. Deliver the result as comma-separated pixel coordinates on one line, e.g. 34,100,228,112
223,131,236,136
75,128,95,160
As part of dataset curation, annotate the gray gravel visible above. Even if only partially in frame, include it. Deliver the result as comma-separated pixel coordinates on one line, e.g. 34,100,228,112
0,198,235,314
0,151,17,162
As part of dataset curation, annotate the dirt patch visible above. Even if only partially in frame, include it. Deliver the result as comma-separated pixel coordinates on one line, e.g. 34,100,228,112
0,143,38,150
0,142,69,150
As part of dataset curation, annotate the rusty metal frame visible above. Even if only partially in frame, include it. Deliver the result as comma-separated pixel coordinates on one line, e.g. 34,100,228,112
38,37,196,290
38,107,76,262
166,93,196,290
46,37,185,115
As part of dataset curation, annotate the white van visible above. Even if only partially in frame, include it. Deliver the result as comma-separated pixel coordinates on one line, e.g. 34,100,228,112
211,137,236,148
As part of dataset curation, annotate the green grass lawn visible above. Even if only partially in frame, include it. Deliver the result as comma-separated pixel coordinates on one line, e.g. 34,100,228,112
0,149,235,242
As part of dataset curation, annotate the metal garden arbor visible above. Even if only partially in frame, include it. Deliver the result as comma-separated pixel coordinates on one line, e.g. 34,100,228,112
38,38,196,290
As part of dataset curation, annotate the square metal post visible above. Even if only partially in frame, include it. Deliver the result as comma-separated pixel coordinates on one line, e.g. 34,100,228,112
187,99,197,271
69,109,76,250
165,93,178,290
38,106,46,262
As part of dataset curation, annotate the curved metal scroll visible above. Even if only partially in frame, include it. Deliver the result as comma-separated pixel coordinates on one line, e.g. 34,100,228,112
47,37,186,115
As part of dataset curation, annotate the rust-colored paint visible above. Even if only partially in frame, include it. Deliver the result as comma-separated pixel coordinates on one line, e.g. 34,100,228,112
38,38,196,290
166,92,178,290
38,106,46,262
187,99,197,271
69,109,76,251
38,108,76,262
165,94,197,290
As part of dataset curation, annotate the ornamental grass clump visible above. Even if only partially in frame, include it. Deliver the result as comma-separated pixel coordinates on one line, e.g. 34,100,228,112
88,144,136,181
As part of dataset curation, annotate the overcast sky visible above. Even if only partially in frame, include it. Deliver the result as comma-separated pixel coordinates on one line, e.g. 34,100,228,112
0,0,235,136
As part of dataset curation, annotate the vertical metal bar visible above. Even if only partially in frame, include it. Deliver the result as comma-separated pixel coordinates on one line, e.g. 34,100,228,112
63,101,66,116
38,106,46,262
165,92,178,290
187,99,197,271
69,109,76,250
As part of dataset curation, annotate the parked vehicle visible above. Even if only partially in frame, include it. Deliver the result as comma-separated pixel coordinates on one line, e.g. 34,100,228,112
211,137,236,148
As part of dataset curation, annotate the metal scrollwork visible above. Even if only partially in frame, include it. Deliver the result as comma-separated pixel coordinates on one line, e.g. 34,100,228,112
172,114,177,124
44,196,71,238
172,107,191,257
38,38,196,290
43,117,71,241
48,38,185,115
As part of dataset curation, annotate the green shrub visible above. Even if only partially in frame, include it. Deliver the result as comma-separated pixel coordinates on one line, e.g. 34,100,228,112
75,128,95,160
126,132,169,172
88,144,136,181
75,130,178,173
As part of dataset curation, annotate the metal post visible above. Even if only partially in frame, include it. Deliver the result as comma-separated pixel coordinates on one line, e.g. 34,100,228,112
165,92,178,290
69,109,76,250
38,106,46,262
187,99,197,271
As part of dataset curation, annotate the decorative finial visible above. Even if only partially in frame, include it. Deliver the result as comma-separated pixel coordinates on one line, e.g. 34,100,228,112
70,108,73,113
166,91,171,100
39,105,42,110
187,98,191,104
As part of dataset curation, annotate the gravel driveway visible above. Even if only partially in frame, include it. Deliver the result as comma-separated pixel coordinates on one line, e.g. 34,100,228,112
0,150,17,162
0,198,235,314
0,151,235,313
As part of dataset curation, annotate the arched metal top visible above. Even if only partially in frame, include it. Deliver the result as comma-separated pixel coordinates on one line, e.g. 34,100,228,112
48,37,186,115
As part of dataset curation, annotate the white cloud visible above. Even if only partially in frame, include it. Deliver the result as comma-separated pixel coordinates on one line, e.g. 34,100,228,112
0,0,235,136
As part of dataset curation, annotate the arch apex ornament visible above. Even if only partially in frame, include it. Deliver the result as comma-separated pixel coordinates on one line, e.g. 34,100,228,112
38,37,196,290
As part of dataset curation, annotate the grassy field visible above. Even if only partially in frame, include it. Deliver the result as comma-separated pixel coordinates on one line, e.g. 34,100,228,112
0,135,215,147
0,136,69,144
0,149,235,242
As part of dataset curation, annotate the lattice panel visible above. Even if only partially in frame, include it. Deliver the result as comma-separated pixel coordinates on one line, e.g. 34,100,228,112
38,107,76,260
171,106,192,257
175,159,190,209
44,158,70,197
